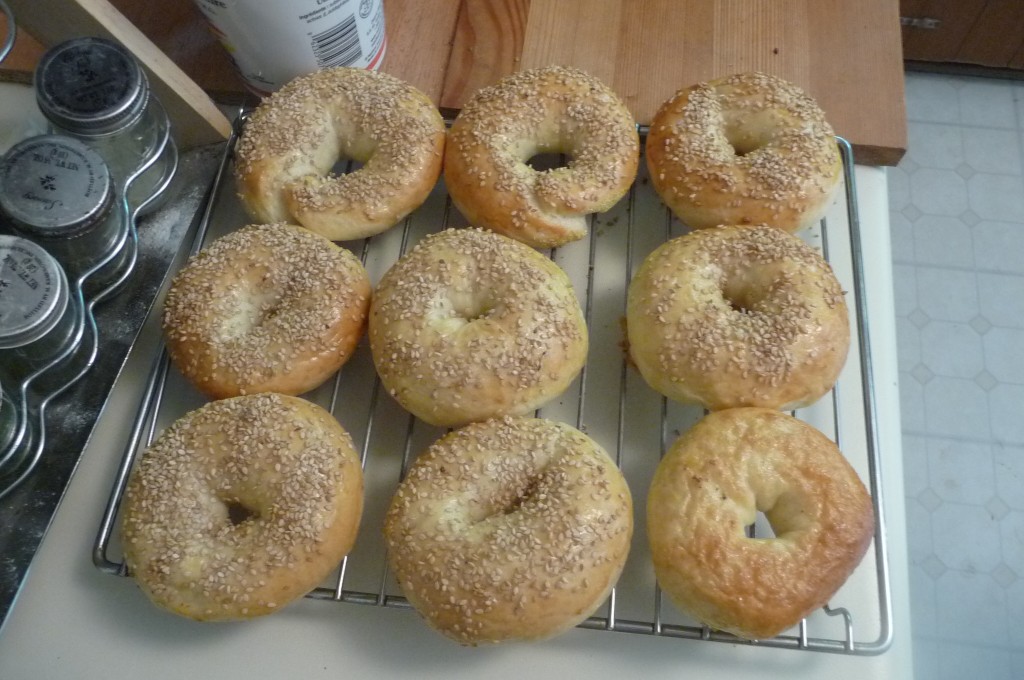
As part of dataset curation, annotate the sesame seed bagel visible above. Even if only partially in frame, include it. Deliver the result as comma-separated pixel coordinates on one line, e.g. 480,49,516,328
647,408,874,640
235,68,445,240
626,225,849,410
369,228,588,427
163,223,371,399
444,66,639,248
384,416,633,644
120,393,364,621
646,72,842,233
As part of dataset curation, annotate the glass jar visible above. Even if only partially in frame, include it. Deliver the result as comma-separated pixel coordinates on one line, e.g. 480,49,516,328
0,135,130,293
34,37,172,214
0,235,81,385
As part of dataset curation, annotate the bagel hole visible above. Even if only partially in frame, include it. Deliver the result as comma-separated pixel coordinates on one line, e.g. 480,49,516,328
526,152,569,172
329,158,365,175
724,127,764,158
745,512,777,539
226,501,258,526
451,293,496,324
722,285,760,314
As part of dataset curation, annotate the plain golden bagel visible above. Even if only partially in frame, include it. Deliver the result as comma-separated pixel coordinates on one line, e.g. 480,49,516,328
163,223,371,399
626,224,849,410
121,393,364,620
445,66,639,248
646,72,842,233
235,67,445,240
384,416,633,644
647,408,874,640
369,228,588,427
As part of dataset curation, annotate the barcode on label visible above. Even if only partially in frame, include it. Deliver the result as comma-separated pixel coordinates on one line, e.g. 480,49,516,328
311,14,363,68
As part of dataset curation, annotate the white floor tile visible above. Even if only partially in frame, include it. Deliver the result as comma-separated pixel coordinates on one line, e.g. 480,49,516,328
1009,581,1024,647
935,571,1008,644
973,221,1024,275
911,168,969,216
896,316,922,370
893,263,920,317
921,321,984,378
916,267,979,323
994,443,1024,511
967,173,1024,222
907,123,965,169
983,327,1024,384
998,512,1024,581
962,128,1023,176
937,641,1012,680
900,373,927,433
900,70,1024,676
903,434,930,496
959,80,1019,129
932,503,1003,573
890,210,916,262
924,376,992,440
990,384,1024,445
913,215,975,267
927,438,996,506
977,273,1024,329
905,75,961,124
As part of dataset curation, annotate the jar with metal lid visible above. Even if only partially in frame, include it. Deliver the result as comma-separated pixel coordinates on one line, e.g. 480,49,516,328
0,135,130,293
34,37,172,214
0,235,81,385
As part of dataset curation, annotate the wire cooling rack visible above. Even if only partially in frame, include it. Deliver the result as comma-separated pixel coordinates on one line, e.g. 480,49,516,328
93,116,892,656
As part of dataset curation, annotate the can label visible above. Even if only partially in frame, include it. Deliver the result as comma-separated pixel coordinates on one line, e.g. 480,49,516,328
193,0,387,96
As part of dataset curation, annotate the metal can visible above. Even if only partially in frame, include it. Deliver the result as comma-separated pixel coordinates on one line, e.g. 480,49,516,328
34,37,173,214
0,136,130,293
0,235,80,384
192,0,387,96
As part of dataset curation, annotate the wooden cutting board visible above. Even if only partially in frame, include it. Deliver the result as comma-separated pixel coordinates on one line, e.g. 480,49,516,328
2,0,906,164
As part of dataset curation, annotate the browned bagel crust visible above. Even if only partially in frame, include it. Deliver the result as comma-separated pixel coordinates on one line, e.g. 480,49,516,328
445,66,639,248
163,223,370,399
369,228,588,427
121,393,364,621
646,72,842,233
235,68,445,240
647,408,874,640
626,225,849,410
384,416,633,644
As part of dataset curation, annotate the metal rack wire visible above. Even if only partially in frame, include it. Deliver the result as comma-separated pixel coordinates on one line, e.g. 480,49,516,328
93,115,892,656
0,7,180,499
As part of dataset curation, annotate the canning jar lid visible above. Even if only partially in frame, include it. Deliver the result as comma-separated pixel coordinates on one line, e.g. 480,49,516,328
0,236,70,349
0,135,113,239
35,37,150,136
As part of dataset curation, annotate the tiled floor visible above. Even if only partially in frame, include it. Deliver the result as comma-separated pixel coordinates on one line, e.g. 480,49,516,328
890,72,1024,680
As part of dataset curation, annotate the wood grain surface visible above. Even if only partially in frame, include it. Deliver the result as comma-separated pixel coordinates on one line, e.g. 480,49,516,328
1,0,905,164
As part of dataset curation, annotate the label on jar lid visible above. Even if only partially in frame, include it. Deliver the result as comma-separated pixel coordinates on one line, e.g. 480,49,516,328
0,236,69,349
0,136,112,239
35,37,148,135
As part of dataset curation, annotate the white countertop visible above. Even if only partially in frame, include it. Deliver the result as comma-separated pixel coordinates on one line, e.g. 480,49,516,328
0,149,913,678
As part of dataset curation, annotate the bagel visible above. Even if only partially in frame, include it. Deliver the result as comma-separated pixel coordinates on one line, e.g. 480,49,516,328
120,393,364,620
445,66,639,248
626,224,849,410
163,223,371,399
646,72,842,233
369,228,588,427
647,407,874,640
235,68,445,240
384,416,633,644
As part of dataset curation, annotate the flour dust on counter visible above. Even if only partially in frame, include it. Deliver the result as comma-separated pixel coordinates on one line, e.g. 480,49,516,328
889,70,1024,680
